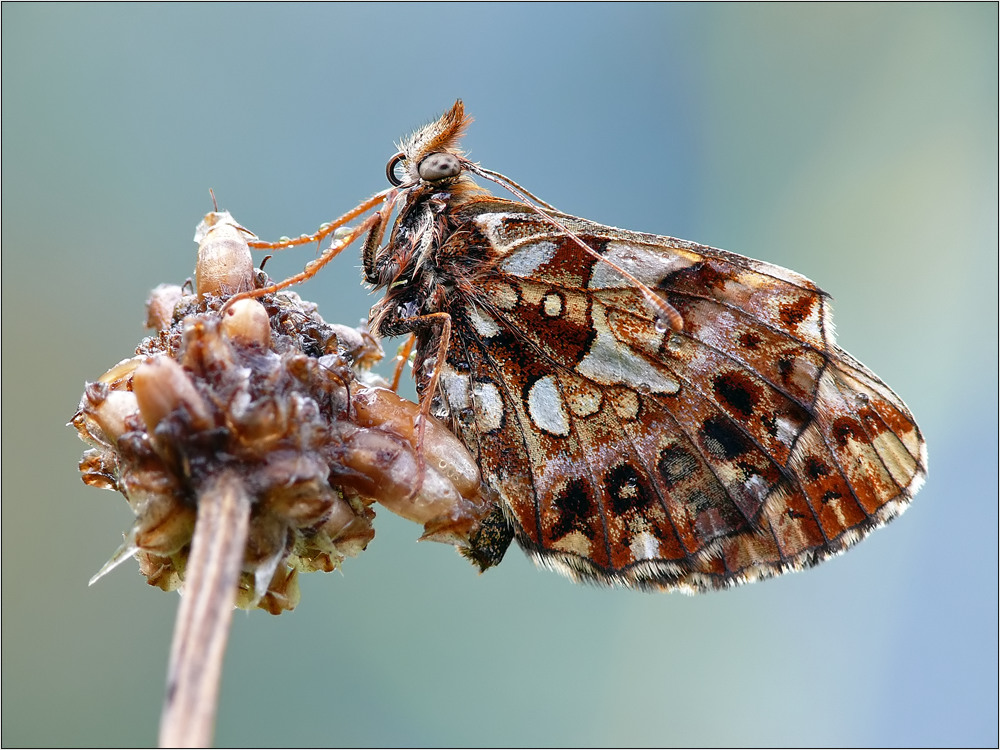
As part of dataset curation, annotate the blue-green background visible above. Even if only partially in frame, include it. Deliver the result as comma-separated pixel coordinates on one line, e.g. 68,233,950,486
3,4,996,747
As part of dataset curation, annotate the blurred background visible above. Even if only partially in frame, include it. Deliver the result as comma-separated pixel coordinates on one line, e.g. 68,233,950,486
2,4,996,747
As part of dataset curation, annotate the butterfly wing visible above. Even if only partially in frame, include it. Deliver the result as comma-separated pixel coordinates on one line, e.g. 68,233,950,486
430,199,926,590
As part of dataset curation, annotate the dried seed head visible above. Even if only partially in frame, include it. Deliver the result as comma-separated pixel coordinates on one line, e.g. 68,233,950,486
74,211,494,613
75,302,380,612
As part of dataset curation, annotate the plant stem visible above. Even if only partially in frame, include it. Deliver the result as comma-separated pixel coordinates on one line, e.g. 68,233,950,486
158,470,250,748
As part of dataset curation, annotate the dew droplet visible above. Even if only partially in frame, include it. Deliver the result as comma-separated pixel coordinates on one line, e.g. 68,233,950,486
654,317,669,334
853,392,870,408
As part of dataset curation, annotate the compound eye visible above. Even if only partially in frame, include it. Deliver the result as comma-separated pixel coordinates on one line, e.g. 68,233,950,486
417,152,462,182
385,152,406,186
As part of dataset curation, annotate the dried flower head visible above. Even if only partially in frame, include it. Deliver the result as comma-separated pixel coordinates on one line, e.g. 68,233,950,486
73,211,494,613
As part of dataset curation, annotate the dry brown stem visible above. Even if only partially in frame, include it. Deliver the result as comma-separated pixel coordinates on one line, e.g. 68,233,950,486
158,470,250,747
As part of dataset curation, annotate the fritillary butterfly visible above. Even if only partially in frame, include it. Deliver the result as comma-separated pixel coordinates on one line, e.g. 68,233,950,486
267,101,928,591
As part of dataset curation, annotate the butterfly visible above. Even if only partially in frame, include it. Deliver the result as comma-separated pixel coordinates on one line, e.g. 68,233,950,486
260,101,927,592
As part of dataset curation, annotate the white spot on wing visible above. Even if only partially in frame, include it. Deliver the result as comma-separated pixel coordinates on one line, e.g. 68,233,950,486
440,370,470,411
500,241,557,278
543,292,563,317
577,307,679,394
630,531,661,561
466,303,501,338
744,474,770,502
472,380,504,432
527,375,570,436
775,416,801,446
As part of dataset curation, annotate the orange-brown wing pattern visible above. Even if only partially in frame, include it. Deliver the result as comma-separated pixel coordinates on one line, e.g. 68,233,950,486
430,203,925,590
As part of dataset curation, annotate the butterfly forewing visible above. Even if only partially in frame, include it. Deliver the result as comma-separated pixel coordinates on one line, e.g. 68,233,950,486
368,101,926,591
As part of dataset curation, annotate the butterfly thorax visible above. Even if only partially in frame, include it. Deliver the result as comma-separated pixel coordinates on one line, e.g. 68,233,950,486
365,178,492,381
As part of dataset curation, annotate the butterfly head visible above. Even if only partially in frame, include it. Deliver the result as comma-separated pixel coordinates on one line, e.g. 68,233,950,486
385,100,481,194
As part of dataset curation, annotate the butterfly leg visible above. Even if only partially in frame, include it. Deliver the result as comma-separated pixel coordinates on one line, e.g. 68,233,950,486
247,189,392,252
408,311,452,447
362,202,393,285
220,211,384,313
390,335,416,394
360,203,416,393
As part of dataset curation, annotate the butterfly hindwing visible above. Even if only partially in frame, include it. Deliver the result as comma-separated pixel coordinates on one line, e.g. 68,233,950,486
423,200,924,589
